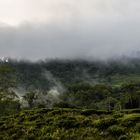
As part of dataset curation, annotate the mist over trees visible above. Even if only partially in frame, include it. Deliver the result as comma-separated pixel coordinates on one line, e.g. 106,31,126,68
0,58,140,115
0,57,140,140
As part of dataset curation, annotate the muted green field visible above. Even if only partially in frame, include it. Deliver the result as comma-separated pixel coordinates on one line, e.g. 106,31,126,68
0,60,140,140
0,108,140,140
110,74,140,87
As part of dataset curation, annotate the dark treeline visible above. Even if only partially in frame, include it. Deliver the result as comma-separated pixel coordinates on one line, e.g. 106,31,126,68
0,57,140,115
8,57,140,87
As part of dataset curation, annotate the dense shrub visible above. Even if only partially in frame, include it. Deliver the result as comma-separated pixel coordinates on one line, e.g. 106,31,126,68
120,114,140,127
122,109,140,114
108,125,125,136
0,108,140,140
81,109,110,116
134,123,140,132
53,102,77,109
118,135,127,140
94,118,117,130
55,117,79,129
113,113,124,118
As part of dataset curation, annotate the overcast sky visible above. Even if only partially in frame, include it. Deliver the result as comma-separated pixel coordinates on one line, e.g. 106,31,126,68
0,0,140,60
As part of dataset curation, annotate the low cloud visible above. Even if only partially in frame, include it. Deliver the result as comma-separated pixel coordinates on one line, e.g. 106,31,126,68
0,0,140,60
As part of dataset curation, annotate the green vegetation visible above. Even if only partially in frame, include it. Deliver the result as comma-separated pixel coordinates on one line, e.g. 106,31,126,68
8,58,140,89
0,58,140,139
0,108,140,140
0,64,20,116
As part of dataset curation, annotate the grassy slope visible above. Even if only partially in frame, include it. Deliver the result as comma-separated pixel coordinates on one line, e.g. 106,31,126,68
110,74,140,87
0,108,140,140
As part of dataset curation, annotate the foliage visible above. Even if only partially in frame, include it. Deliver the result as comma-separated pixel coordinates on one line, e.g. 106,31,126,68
0,108,139,140
107,125,125,136
0,59,139,112
0,64,20,116
0,59,140,140
53,101,77,108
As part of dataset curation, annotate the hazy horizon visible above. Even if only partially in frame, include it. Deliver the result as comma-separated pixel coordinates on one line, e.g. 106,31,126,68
0,0,140,61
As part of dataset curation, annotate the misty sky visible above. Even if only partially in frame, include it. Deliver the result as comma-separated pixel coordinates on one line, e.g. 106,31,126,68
0,0,140,60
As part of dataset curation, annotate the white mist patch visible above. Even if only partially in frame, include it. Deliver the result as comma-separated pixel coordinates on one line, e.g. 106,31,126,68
11,70,66,108
81,69,99,85
19,97,29,108
43,70,66,93
45,87,61,107
41,70,66,107
13,87,29,108
31,87,62,108
48,88,60,99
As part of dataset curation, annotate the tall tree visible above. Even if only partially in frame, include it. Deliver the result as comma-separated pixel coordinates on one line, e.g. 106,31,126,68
0,64,19,115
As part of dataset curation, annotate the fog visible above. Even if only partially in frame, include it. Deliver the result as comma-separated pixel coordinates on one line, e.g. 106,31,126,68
0,0,140,61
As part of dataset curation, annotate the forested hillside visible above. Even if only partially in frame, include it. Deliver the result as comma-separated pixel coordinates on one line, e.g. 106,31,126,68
8,57,140,88
0,58,140,115
0,108,140,140
0,58,140,139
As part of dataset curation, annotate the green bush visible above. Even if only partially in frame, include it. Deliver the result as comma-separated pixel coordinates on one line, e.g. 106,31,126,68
108,125,125,136
94,118,117,130
122,109,140,114
118,135,127,140
55,117,79,129
120,114,140,127
53,102,76,109
113,113,124,118
81,109,109,116
0,108,140,140
81,109,98,116
134,123,140,132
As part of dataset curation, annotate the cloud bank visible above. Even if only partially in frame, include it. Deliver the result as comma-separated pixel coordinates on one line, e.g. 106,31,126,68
0,0,140,60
